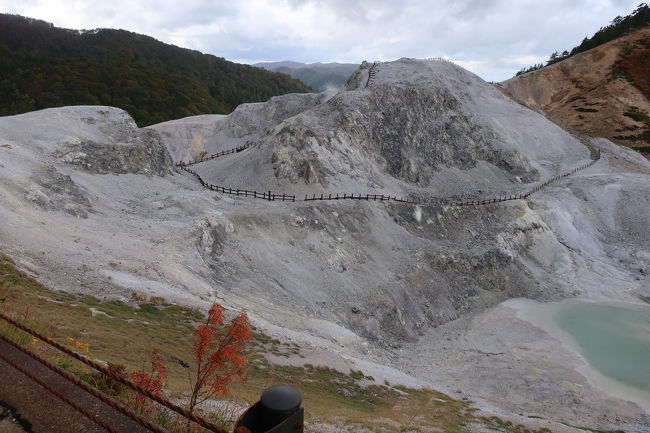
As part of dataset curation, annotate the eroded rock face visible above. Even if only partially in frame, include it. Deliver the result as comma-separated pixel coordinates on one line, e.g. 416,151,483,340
52,126,172,176
196,213,237,281
337,202,548,345
26,163,92,218
263,61,539,189
149,92,326,163
363,85,538,185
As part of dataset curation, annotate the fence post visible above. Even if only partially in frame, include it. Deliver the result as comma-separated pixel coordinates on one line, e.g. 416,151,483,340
234,385,303,433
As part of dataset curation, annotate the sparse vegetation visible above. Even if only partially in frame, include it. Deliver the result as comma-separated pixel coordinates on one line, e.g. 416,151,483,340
17,240,639,432
568,95,586,102
614,36,650,98
515,63,545,76
0,250,517,432
624,108,650,123
481,415,554,433
616,107,650,143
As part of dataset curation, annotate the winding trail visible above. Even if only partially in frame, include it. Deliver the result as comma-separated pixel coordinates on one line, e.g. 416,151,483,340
177,142,601,207
176,62,601,206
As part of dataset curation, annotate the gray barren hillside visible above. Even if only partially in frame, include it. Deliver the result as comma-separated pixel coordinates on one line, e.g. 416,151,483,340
1,59,649,431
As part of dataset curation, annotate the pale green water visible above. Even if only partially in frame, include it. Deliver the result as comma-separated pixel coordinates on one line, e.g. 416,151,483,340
554,303,650,391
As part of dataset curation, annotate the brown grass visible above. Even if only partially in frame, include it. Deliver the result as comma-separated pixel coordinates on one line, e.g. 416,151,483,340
618,37,650,99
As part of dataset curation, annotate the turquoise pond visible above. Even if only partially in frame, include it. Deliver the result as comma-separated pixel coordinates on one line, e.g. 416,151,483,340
553,303,650,391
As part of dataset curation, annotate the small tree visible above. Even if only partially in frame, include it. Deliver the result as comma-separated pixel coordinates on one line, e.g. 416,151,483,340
547,51,559,65
188,297,252,413
127,350,167,415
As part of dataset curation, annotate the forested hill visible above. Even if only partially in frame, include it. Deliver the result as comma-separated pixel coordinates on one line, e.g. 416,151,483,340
0,14,313,126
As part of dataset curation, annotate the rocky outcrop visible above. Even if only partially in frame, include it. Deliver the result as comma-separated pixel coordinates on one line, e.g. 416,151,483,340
52,132,172,176
192,59,579,198
26,163,92,218
271,83,540,187
149,92,326,163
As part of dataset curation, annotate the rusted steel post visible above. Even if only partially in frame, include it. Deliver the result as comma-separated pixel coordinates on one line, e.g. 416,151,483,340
234,385,303,433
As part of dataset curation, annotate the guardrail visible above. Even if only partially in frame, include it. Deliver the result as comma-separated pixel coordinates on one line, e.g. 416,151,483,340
304,192,419,204
179,147,600,208
366,61,379,88
180,165,296,202
176,143,251,167
0,312,229,433
0,312,304,433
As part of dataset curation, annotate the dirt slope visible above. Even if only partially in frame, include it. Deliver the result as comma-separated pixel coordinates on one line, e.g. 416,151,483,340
501,25,650,154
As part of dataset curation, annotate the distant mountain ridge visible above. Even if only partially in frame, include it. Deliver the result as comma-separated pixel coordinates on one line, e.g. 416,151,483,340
254,61,358,91
0,14,312,126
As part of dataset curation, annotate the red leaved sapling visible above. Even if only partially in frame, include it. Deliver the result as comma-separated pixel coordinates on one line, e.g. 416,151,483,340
127,349,167,414
188,296,252,413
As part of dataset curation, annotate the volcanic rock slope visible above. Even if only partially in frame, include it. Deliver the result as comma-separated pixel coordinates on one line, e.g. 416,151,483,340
1,59,649,430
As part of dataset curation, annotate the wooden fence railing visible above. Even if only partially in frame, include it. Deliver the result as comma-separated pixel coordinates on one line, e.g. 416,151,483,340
176,143,251,167
366,62,379,88
304,193,420,204
180,166,295,201
177,131,601,209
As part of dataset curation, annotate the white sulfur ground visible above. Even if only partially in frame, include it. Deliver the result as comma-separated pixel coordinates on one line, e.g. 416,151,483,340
1,59,649,432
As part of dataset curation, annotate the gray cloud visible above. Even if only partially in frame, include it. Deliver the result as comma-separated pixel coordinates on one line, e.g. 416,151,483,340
0,0,641,81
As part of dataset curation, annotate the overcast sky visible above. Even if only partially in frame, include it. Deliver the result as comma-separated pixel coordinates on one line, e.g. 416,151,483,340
0,0,642,82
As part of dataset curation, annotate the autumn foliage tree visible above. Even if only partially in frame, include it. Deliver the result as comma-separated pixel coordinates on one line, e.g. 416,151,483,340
188,298,252,413
127,350,167,415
